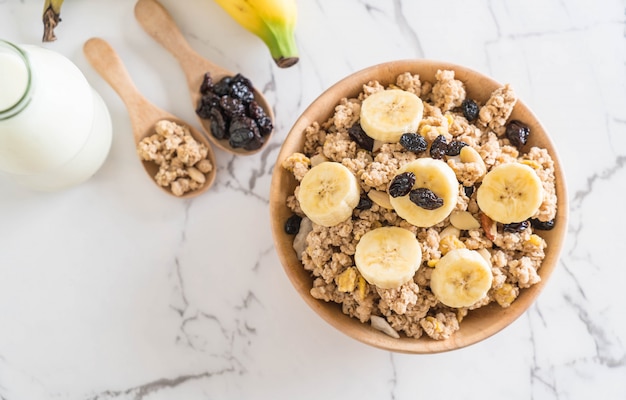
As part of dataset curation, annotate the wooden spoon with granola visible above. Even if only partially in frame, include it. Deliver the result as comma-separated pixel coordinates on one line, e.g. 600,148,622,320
83,37,216,198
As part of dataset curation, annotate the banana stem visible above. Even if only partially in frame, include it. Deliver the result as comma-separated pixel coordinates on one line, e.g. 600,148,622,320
42,0,63,42
264,25,299,68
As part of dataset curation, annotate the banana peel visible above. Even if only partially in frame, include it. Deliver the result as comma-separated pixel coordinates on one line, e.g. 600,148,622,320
42,0,64,42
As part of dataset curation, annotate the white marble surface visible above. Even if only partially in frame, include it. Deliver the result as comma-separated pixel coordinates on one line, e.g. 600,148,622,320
0,0,625,398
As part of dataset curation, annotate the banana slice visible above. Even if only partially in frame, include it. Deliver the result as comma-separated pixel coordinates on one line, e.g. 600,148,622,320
389,158,459,227
297,162,360,227
476,162,543,224
354,226,422,289
430,248,493,308
360,89,424,143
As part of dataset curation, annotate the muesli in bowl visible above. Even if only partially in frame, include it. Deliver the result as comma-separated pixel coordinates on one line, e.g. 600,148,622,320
269,60,567,354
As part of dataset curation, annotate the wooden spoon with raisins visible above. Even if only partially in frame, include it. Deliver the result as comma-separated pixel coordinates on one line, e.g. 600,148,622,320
134,0,275,156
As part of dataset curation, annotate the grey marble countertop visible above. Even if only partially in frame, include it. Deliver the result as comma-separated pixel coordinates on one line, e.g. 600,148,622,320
0,0,624,399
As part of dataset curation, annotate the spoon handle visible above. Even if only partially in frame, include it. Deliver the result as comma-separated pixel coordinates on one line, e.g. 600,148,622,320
134,0,230,84
83,37,163,143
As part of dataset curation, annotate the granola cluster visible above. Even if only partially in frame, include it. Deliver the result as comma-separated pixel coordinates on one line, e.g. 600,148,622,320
282,71,558,340
137,120,213,196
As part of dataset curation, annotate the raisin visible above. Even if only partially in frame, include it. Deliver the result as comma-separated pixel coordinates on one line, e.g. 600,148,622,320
228,116,259,148
399,133,427,153
198,72,267,150
348,122,374,151
430,135,448,159
200,72,214,95
195,93,220,119
212,76,232,96
233,73,253,88
505,120,530,149
409,188,443,210
446,140,468,156
348,123,374,151
530,218,555,230
230,80,254,103
355,194,373,210
196,99,212,120
209,108,228,140
284,214,302,235
461,99,479,121
388,172,416,198
256,116,273,136
248,100,265,120
219,96,246,119
503,221,530,233
464,185,475,197
248,101,273,136
243,130,265,151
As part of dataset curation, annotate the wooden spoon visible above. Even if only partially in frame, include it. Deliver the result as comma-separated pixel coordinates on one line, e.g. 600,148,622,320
83,37,216,198
134,0,275,156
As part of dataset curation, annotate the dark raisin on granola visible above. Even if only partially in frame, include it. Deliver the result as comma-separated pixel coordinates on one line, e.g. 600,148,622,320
355,194,373,210
463,185,475,197
348,122,374,151
388,172,416,198
505,120,530,150
530,218,555,230
399,133,428,153
503,221,530,233
429,135,448,159
284,214,303,235
461,99,479,121
409,188,444,210
446,140,469,156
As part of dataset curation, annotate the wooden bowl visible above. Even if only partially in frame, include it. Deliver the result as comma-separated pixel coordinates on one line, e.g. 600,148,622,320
269,60,568,354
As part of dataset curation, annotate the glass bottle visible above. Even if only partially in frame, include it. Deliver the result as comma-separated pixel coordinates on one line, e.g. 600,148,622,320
0,39,112,191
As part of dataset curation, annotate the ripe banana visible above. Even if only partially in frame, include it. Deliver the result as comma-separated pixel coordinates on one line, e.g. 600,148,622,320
389,158,459,228
297,162,360,227
430,248,493,308
213,0,299,68
354,226,422,289
476,162,543,224
360,89,424,143
42,0,64,42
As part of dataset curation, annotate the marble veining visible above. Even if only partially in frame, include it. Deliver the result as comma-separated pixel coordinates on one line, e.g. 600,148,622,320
0,0,625,399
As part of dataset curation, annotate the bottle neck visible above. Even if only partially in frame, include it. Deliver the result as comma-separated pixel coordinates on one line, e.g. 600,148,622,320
0,40,33,121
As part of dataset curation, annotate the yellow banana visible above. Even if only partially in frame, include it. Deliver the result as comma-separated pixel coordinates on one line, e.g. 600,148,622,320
213,0,299,68
42,0,64,42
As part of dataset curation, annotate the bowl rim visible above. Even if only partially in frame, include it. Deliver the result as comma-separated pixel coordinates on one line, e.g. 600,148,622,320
270,59,568,354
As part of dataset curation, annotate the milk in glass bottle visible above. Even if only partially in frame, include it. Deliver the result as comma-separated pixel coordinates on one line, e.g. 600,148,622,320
0,40,112,190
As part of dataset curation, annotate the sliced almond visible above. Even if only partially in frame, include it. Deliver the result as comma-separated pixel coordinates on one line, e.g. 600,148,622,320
293,217,313,260
449,210,481,230
439,225,461,239
309,153,329,167
367,190,394,210
372,140,385,152
370,315,400,339
476,248,492,267
479,212,497,241
460,146,487,177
